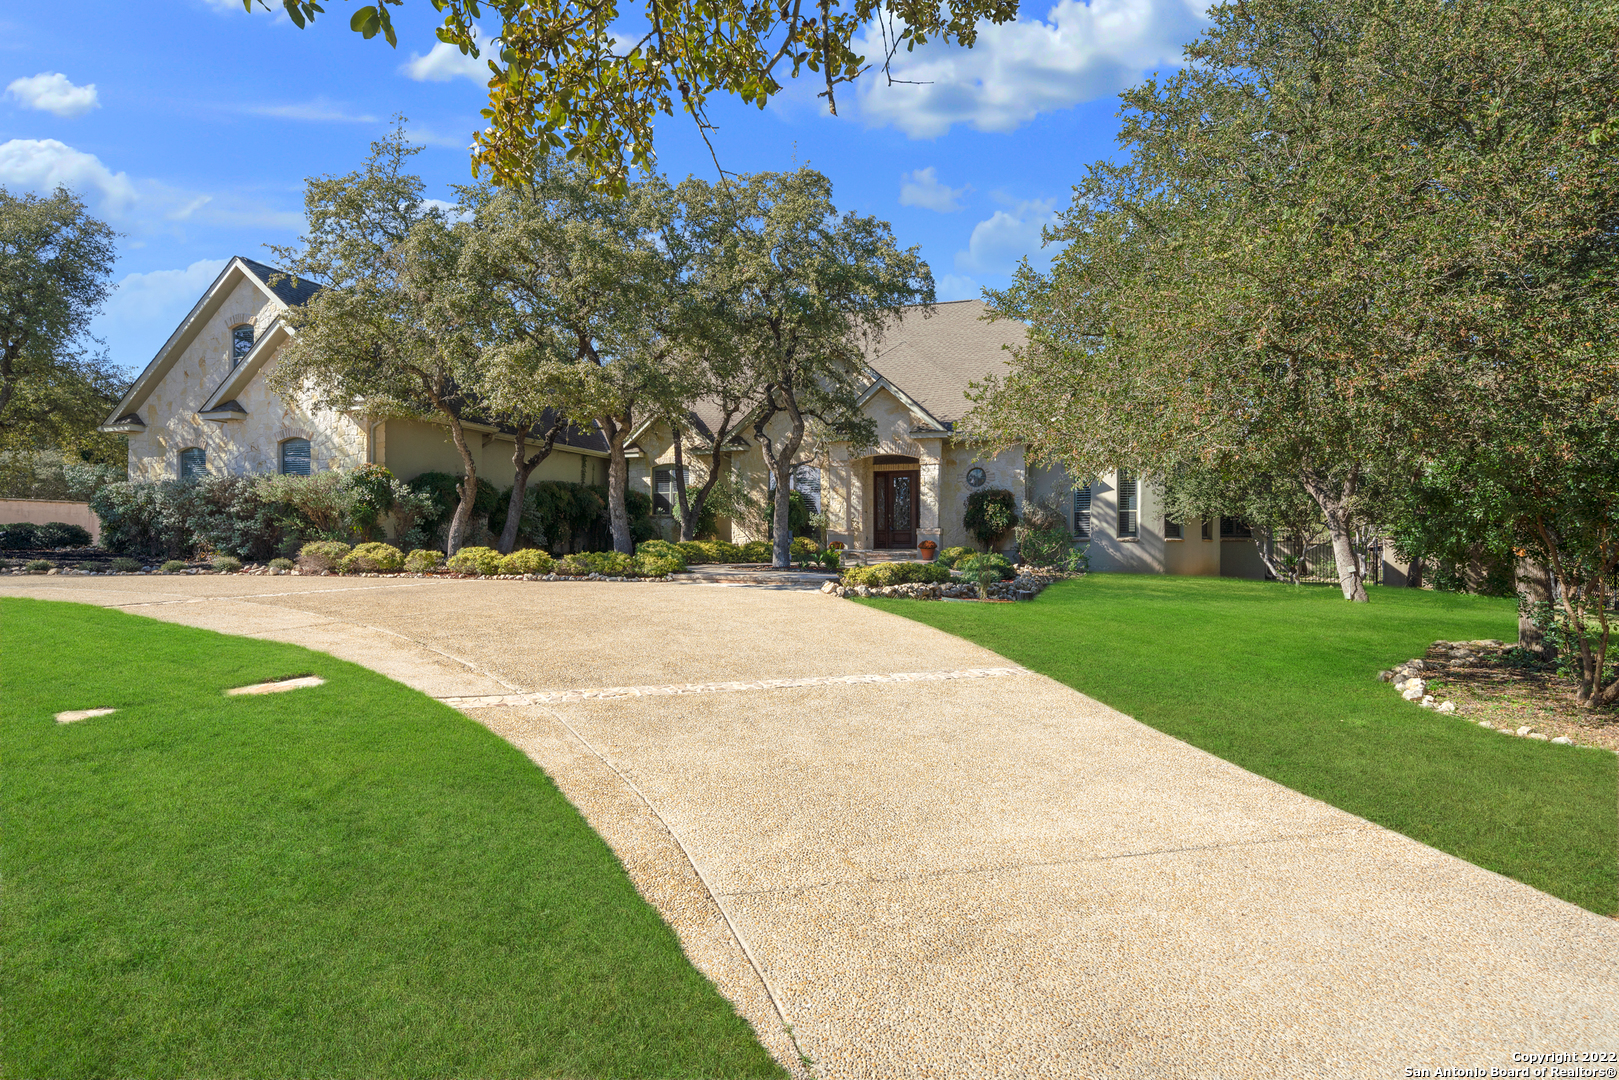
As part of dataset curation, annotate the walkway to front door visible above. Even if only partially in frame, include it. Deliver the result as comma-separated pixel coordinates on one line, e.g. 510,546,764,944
873,469,919,548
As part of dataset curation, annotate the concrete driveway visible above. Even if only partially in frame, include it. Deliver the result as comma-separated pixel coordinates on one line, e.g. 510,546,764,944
7,574,1617,1078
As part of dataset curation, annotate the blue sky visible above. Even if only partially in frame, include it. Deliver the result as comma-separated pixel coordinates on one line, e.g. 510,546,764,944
1,0,1209,377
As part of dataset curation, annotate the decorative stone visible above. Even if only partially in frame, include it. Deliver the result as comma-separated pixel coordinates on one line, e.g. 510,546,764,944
1516,725,1533,736
1527,732,1550,741
1419,695,1436,708
56,708,117,723
225,675,326,696
1478,721,1493,728
1436,701,1456,713
1401,680,1426,701
1377,670,1394,682
1550,736,1574,745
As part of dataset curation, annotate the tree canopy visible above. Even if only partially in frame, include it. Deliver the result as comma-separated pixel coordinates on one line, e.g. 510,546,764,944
250,0,1016,190
0,186,125,487
966,0,1619,605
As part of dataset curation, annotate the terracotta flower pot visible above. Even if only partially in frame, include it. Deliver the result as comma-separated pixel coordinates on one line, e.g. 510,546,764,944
917,540,938,562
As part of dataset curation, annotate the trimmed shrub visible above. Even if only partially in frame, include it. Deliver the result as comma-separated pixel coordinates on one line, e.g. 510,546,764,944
341,542,405,573
109,557,141,573
632,553,682,577
964,488,1018,550
409,473,501,539
25,559,54,572
297,540,352,573
211,555,243,573
672,539,743,564
557,550,636,576
404,549,444,574
269,558,295,572
1015,524,1073,568
841,561,953,587
0,523,38,549
790,536,820,560
738,540,772,562
160,560,188,574
499,548,556,575
35,522,91,548
939,545,974,568
446,546,503,576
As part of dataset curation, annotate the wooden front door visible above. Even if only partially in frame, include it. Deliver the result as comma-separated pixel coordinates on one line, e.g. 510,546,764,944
874,470,920,548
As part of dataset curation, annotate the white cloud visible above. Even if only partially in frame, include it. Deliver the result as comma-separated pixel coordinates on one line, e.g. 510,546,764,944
94,258,230,372
0,138,136,213
857,0,1208,138
899,167,968,212
935,274,981,301
407,124,476,149
954,197,1061,274
402,30,491,83
0,138,302,233
240,99,378,123
5,72,100,118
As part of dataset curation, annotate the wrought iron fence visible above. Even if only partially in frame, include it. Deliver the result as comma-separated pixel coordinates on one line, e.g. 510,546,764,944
1269,537,1382,586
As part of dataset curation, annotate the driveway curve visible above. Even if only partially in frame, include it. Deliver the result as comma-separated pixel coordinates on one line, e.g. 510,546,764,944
7,574,1617,1078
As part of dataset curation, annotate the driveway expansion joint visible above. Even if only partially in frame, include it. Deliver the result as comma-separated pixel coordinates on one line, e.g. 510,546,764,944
439,666,1025,707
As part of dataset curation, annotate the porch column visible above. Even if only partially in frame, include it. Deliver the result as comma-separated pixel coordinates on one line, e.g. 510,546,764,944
915,434,945,551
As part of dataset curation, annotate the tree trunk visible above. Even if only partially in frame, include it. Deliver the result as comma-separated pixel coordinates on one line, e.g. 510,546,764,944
498,419,563,554
443,417,478,556
1514,556,1554,656
772,466,794,568
672,427,693,540
1301,471,1367,602
601,415,632,554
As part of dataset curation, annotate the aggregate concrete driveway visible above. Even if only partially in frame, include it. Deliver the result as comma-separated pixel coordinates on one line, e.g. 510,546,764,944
8,574,1618,1078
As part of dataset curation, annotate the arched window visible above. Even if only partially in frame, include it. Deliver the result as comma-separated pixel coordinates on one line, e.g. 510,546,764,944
231,325,254,368
179,447,206,480
280,437,312,476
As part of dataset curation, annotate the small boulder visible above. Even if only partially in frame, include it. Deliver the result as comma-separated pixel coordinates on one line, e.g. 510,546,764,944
1550,736,1574,746
1527,732,1550,741
1377,670,1394,683
1516,725,1534,736
1436,701,1456,714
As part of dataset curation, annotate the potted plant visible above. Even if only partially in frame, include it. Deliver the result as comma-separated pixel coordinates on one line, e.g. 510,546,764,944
917,539,938,561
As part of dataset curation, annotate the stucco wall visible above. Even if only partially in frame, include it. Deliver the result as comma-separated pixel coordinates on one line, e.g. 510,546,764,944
377,418,602,488
126,279,366,481
0,499,101,544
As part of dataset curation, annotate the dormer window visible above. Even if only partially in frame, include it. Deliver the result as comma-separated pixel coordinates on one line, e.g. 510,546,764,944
232,325,254,368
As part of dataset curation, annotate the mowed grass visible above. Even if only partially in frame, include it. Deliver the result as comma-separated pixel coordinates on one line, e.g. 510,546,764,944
864,575,1618,915
1,598,785,1079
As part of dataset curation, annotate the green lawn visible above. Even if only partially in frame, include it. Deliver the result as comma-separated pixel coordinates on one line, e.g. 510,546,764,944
2,598,784,1079
864,575,1618,915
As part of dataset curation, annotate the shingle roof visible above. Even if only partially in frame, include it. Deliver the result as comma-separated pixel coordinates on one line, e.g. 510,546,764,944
239,257,323,308
863,299,1025,424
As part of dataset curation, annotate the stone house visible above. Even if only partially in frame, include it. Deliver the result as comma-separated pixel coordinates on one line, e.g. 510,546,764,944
100,257,613,494
101,260,1263,575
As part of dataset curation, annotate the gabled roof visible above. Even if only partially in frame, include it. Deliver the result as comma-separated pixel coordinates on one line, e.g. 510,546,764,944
100,256,322,433
861,299,1023,425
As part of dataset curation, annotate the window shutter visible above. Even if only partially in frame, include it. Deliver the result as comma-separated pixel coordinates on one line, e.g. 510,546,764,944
1117,472,1138,538
1073,484,1092,539
1164,517,1183,540
280,438,312,476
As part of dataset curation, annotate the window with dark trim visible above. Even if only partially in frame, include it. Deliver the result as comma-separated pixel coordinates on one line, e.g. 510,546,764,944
1201,519,1213,541
231,325,254,368
653,466,689,513
1117,471,1139,539
179,447,205,480
1220,516,1254,539
1164,517,1183,540
1072,483,1091,539
280,437,312,476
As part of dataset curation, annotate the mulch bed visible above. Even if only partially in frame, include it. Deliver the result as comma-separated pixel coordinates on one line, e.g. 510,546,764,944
1413,642,1619,753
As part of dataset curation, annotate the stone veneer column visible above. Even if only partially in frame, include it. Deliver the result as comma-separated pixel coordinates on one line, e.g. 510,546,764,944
916,436,944,550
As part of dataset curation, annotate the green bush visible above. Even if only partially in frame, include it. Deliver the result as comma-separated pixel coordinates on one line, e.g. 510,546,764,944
499,548,556,575
842,561,953,587
341,542,406,573
767,489,813,538
446,546,504,575
25,559,54,572
964,488,1018,550
632,554,682,577
634,539,688,570
160,560,188,574
408,473,501,539
297,541,352,573
739,540,772,562
211,555,243,573
791,536,820,559
672,540,737,564
0,523,38,549
557,550,636,576
109,557,141,573
939,545,974,568
819,548,841,571
269,558,295,572
36,522,92,548
404,549,444,574
1015,524,1073,567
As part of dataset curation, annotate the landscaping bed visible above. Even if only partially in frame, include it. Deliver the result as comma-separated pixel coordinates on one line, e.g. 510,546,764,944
1381,639,1619,753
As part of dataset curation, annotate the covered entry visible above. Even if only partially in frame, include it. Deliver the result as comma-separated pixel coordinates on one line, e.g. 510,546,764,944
872,455,920,548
